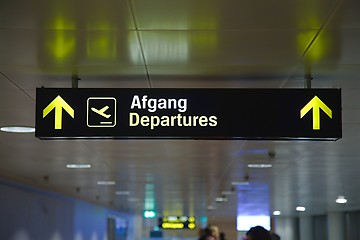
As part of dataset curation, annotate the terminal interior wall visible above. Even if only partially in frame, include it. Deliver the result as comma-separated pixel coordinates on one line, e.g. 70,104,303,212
0,178,132,240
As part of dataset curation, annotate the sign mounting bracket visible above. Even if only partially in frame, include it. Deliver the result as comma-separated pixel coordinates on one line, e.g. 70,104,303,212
72,73,80,89
305,62,313,89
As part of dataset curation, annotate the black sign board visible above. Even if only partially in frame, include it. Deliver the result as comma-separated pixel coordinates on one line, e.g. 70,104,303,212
35,88,342,140
158,216,196,230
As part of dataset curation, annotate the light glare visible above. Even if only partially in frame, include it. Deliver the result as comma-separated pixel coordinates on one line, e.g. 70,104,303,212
336,196,347,204
273,211,281,216
1,126,35,133
231,181,250,186
215,197,227,202
66,164,91,169
97,181,116,185
115,191,130,195
144,210,156,218
296,206,306,212
248,164,272,168
237,215,270,231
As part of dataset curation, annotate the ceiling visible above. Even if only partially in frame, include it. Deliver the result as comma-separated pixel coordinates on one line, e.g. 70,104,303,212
0,0,360,222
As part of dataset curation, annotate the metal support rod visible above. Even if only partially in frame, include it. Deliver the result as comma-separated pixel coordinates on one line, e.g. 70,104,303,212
72,73,79,88
304,62,312,89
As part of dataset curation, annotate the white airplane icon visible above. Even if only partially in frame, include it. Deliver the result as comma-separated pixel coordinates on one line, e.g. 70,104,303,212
91,106,111,118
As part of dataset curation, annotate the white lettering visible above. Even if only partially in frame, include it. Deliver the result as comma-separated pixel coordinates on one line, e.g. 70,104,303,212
178,99,187,112
130,95,141,109
130,95,188,112
148,99,156,112
158,99,167,110
141,95,148,109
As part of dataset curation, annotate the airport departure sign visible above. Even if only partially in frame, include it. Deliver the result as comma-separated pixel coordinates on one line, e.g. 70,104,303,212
159,216,196,230
35,88,342,140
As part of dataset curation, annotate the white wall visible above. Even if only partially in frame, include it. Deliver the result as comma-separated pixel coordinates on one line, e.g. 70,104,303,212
299,216,313,240
0,178,133,240
273,216,299,240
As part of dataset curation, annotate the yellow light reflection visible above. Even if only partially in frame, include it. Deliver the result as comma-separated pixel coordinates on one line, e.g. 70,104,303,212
52,17,75,30
297,31,332,62
86,31,117,60
45,15,76,63
47,31,76,62
191,32,218,58
86,19,117,60
295,2,336,63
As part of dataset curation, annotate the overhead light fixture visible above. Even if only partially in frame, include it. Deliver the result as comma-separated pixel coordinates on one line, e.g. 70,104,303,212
0,126,35,133
296,206,306,212
207,205,216,210
231,181,250,186
336,195,347,204
248,164,272,168
66,164,91,169
115,191,130,195
215,197,228,202
144,210,156,218
273,211,281,216
97,181,116,185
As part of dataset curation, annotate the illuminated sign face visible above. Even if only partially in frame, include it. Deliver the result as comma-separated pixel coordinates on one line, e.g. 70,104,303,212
159,216,196,230
35,88,342,140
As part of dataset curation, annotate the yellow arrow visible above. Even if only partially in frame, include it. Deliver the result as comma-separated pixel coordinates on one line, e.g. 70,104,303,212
300,96,332,130
43,95,74,129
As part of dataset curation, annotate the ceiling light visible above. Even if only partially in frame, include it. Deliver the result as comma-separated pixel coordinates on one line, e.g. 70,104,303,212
207,205,216,210
221,191,234,195
231,181,250,186
0,126,35,133
296,206,306,212
273,211,281,216
97,181,116,185
66,164,91,169
144,210,156,218
336,195,347,204
247,164,272,168
115,191,130,195
215,197,228,202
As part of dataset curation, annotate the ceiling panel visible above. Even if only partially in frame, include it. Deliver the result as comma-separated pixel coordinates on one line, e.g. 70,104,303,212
329,0,360,28
0,0,135,30
0,72,17,89
133,0,338,30
140,30,316,66
0,89,35,126
0,30,144,72
2,69,149,91
148,66,291,84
